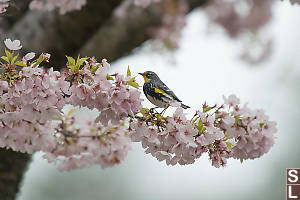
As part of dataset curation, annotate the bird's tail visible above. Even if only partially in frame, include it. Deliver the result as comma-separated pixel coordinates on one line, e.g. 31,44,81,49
180,103,190,109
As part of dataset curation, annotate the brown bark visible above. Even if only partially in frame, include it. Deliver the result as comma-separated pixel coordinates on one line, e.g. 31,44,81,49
1,0,208,68
2,0,123,69
79,3,162,62
0,0,32,31
0,149,31,200
79,0,209,62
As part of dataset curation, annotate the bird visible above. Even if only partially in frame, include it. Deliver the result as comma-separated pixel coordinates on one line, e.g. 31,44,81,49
138,71,190,114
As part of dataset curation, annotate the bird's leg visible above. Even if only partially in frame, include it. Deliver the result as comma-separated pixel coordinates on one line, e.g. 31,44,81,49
160,106,169,116
150,106,159,113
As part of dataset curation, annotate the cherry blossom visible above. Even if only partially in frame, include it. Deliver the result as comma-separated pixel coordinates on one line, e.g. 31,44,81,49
67,64,142,125
133,0,161,8
290,0,300,4
4,38,22,51
0,0,9,14
223,94,240,107
22,52,36,64
29,0,88,14
42,53,51,62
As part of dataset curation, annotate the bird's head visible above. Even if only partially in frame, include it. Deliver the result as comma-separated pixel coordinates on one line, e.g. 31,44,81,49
138,71,159,83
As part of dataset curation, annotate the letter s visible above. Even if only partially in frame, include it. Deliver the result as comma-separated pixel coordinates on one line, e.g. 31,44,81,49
289,169,299,183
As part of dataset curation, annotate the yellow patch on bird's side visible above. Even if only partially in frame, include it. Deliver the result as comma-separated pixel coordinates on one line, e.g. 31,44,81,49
154,88,165,95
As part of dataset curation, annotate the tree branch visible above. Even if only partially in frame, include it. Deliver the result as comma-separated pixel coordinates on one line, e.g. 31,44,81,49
2,0,123,69
0,149,31,200
79,0,208,62
0,0,31,31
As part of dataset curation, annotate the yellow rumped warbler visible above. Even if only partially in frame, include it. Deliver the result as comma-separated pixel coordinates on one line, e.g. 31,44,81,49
139,71,190,112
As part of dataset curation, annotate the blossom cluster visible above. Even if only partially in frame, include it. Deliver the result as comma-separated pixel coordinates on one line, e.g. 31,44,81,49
129,95,277,168
127,0,188,50
205,0,273,38
29,0,87,14
133,0,161,8
115,0,278,61
0,39,277,170
66,57,142,125
221,95,277,162
129,108,207,166
0,0,9,13
151,0,188,50
44,108,131,170
115,0,188,50
0,66,67,153
204,0,274,64
290,0,300,4
0,39,141,170
1,0,298,16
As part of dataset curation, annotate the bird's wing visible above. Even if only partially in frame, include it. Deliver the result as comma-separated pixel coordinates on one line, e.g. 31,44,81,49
154,81,182,102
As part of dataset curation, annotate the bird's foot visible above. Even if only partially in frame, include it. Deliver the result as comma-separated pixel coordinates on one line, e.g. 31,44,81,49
160,107,169,116
150,107,159,113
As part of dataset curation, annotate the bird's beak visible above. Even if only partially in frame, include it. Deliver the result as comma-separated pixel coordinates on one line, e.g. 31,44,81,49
138,72,144,76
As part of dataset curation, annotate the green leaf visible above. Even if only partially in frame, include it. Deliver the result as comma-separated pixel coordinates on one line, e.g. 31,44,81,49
11,55,18,65
74,55,88,70
259,122,264,128
90,128,96,133
68,65,76,70
52,117,61,121
106,74,114,80
224,131,228,137
140,108,149,115
66,56,75,66
120,120,125,126
1,56,9,63
234,115,242,126
198,119,203,130
127,80,139,89
225,142,232,150
5,48,13,62
155,113,162,121
203,106,212,113
77,57,88,68
67,108,76,116
234,114,241,120
75,55,80,70
15,60,27,67
195,119,203,131
32,54,44,67
192,116,199,124
215,115,222,120
126,66,131,77
90,64,100,73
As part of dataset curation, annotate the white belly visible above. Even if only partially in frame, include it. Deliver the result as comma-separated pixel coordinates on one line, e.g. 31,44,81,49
146,94,168,108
